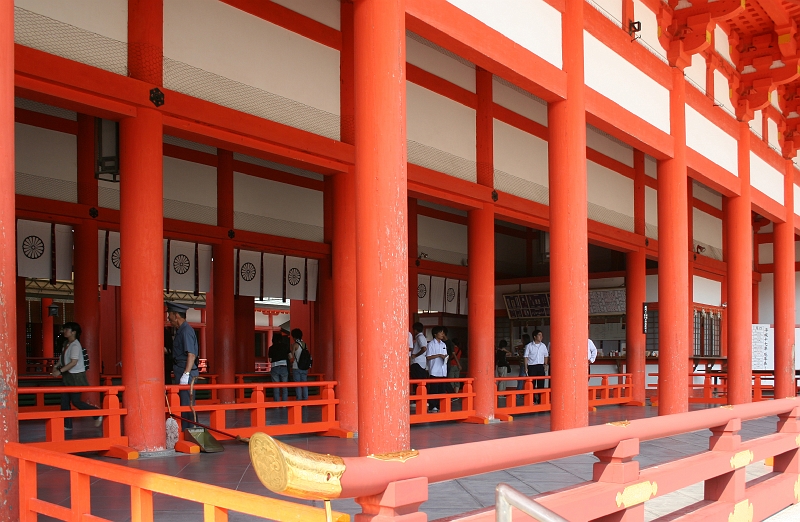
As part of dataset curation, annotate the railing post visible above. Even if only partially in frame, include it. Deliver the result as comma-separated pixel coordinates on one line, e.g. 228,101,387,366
251,385,266,429
592,438,644,521
19,459,37,522
70,470,91,517
131,486,154,521
355,477,428,521
705,419,745,506
775,407,800,475
104,388,122,438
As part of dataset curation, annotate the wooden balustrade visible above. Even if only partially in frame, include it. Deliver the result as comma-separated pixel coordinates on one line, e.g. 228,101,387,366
408,378,476,423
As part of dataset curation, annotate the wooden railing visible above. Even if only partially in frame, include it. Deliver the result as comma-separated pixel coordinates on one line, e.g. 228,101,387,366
7,442,349,522
408,378,476,423
649,372,800,405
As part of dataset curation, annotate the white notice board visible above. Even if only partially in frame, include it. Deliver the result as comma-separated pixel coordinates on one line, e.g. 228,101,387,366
751,324,772,370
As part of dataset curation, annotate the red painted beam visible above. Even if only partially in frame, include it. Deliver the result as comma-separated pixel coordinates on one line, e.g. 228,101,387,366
686,149,740,197
14,108,77,134
406,63,477,108
407,163,490,210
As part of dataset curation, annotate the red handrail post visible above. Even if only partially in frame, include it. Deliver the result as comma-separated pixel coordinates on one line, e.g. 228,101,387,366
356,477,428,521
775,408,800,474
589,438,642,520
104,389,122,438
131,486,154,521
70,470,91,517
322,384,336,424
705,419,744,503
251,385,266,429
19,459,36,522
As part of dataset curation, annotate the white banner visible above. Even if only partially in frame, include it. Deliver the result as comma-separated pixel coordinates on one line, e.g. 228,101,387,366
285,256,307,300
163,240,211,294
262,253,284,299
458,280,468,315
236,249,262,297
306,259,319,301
417,274,431,312
98,230,121,287
430,276,445,312
444,278,459,314
17,220,72,280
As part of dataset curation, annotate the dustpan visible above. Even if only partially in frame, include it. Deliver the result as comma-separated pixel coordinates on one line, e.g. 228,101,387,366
184,426,224,453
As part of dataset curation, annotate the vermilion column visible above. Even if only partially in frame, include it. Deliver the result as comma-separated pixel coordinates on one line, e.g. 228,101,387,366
235,296,255,373
626,150,647,406
120,108,165,451
41,298,54,359
74,113,100,396
548,0,589,430
408,197,418,326
726,121,752,405
469,66,495,421
128,0,163,85
656,67,690,415
687,179,695,358
215,149,236,403
317,179,334,380
0,0,18,516
774,159,795,398
353,0,409,455
334,0,359,434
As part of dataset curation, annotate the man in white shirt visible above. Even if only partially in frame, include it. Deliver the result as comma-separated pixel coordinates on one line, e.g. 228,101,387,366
523,330,549,404
410,322,429,380
588,336,598,375
426,325,448,413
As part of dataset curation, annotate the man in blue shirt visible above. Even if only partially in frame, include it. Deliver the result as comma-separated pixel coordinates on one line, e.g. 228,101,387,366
167,302,199,430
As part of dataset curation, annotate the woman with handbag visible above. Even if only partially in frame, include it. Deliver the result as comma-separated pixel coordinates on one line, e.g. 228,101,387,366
51,322,102,430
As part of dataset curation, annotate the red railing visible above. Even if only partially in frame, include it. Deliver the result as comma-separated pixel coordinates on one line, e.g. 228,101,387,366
649,372,800,405
408,378,476,423
6,442,349,522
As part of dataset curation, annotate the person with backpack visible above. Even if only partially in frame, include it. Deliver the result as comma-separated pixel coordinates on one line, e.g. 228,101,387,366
51,322,102,430
290,328,311,400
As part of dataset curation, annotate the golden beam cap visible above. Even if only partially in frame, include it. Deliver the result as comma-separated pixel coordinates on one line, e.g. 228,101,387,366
249,432,346,500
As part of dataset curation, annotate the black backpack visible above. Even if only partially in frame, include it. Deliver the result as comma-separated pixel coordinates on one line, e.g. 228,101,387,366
82,346,90,372
297,342,312,370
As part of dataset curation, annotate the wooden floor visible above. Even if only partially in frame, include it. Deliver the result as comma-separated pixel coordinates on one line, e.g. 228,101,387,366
18,404,799,521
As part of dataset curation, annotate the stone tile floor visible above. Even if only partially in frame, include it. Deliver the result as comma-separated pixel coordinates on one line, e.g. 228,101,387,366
19,404,800,521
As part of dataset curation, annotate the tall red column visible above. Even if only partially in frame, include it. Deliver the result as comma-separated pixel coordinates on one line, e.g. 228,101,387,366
626,150,647,406
215,149,236,403
119,108,165,451
774,159,796,398
128,0,163,85
656,68,690,415
334,0,359,434
408,197,418,327
469,66,495,421
353,0,409,455
41,298,54,359
74,113,101,397
317,180,334,380
726,121,753,405
235,296,255,373
548,0,589,430
687,179,695,358
0,0,18,516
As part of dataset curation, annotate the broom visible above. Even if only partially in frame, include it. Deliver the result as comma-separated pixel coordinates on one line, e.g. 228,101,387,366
165,394,179,450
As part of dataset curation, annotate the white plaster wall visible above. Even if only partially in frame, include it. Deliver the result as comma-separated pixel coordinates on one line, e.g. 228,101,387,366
407,82,477,161
587,161,634,218
772,90,781,113
584,32,670,134
686,106,738,175
645,155,657,179
750,110,763,135
270,0,340,29
633,0,659,56
795,184,800,215
407,37,476,93
15,123,76,180
750,152,785,205
587,127,633,167
646,274,658,302
714,25,732,63
759,243,773,264
591,0,622,21
418,215,468,256
713,70,733,114
685,54,706,91
493,79,548,126
645,186,658,231
233,173,323,226
446,0,562,69
693,276,721,306
760,272,774,325
16,0,128,41
693,182,722,209
164,0,340,115
768,118,780,151
163,157,217,207
693,209,722,250
255,311,272,327
493,120,548,185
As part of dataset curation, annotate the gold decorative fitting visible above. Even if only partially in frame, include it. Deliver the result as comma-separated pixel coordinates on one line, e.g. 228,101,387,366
728,500,753,522
615,481,657,508
796,434,800,447
794,476,800,503
249,432,345,500
720,405,735,410
730,450,754,469
606,420,631,427
367,449,420,462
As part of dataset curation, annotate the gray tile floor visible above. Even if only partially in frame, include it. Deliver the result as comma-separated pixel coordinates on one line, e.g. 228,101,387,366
19,404,800,521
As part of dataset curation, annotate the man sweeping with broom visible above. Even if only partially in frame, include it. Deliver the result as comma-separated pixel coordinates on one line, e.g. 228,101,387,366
166,302,199,431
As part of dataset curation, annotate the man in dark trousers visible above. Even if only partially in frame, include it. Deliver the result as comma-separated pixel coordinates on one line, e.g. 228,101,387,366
166,301,199,430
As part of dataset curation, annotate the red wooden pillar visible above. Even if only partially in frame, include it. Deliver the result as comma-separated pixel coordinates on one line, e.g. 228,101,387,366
235,296,255,373
408,197,418,326
468,66,495,421
626,150,647,406
317,178,334,380
774,159,796,398
726,121,753,405
656,67,690,415
0,0,18,515
334,0,359,434
353,0,409,455
119,107,165,451
215,149,236,403
41,298,54,359
128,0,163,85
687,178,695,358
548,0,589,430
74,113,101,396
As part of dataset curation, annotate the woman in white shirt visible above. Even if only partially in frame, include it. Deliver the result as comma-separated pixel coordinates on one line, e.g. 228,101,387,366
51,322,101,430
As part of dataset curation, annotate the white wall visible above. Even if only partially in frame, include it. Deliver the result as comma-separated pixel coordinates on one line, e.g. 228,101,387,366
645,155,657,178
234,172,323,227
750,152,785,205
714,26,732,63
407,82,477,166
693,182,722,209
493,119,549,203
15,123,76,181
270,0,340,29
633,0,659,57
759,243,773,264
645,274,658,302
760,272,774,324
445,0,562,69
584,32,670,134
587,127,633,167
768,118,780,151
418,215,468,262
493,78,548,126
591,0,622,21
164,0,340,115
685,106,738,175
16,0,128,41
587,161,634,231
407,36,475,93
712,70,733,114
693,209,722,250
693,276,721,306
645,186,658,238
163,157,217,207
685,54,706,91
795,184,800,215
